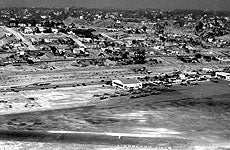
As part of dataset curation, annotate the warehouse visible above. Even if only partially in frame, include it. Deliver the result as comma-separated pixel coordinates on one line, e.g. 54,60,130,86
112,78,142,90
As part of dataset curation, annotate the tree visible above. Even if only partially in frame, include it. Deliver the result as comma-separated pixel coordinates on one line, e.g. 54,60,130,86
132,40,137,45
203,55,211,62
195,53,202,59
43,28,52,33
34,27,41,33
133,48,146,64
195,21,204,33
122,51,129,59
142,26,147,32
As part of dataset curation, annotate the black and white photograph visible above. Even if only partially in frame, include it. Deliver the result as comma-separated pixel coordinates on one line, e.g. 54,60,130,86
0,0,229,149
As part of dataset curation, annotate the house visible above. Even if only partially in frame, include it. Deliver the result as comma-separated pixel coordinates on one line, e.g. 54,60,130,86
5,33,13,37
18,23,27,27
215,72,230,80
112,78,142,90
35,23,42,27
51,28,59,34
8,18,19,27
23,28,33,34
202,68,213,73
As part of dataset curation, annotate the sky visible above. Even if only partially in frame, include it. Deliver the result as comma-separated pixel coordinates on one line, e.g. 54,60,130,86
0,0,230,11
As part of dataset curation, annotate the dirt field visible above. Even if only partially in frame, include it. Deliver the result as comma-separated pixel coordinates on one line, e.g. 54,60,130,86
0,85,115,115
0,81,229,149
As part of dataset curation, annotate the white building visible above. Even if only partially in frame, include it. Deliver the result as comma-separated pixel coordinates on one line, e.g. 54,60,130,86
112,78,142,90
23,28,33,34
18,23,26,27
80,16,84,20
51,28,59,34
179,74,186,80
215,72,230,80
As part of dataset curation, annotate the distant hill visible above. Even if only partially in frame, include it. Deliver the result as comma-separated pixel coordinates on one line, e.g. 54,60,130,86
64,17,90,27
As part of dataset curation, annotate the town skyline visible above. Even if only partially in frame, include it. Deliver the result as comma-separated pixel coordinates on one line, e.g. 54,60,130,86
0,0,230,11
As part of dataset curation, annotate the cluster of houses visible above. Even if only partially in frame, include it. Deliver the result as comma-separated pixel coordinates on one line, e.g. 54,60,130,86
0,7,230,71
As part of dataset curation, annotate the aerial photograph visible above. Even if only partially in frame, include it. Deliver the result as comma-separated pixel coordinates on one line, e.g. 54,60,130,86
0,0,230,149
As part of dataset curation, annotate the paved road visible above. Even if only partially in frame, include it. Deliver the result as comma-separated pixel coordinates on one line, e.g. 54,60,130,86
0,129,188,149
0,130,144,146
1,26,37,50
65,34,87,48
100,32,125,45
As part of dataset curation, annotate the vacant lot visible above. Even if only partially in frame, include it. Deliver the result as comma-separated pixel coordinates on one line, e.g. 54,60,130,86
0,85,115,115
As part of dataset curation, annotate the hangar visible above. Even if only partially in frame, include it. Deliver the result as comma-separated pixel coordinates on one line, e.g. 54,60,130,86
112,78,142,90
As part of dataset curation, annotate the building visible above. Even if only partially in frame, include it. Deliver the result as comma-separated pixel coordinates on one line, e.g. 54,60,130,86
215,72,230,80
23,27,33,34
112,78,142,90
65,7,70,14
8,18,19,27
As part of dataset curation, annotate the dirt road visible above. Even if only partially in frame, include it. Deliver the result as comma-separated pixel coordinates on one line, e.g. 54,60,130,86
1,26,37,50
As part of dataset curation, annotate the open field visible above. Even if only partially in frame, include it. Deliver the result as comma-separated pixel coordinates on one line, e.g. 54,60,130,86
0,85,115,115
0,81,229,149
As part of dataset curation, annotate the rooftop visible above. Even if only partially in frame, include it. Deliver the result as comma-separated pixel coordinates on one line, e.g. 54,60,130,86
116,78,141,84
216,72,230,76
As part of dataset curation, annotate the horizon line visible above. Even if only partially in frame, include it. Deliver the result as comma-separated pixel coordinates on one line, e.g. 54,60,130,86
0,6,230,12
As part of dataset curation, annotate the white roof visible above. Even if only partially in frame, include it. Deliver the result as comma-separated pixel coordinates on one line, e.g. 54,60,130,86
114,78,141,85
216,72,230,76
